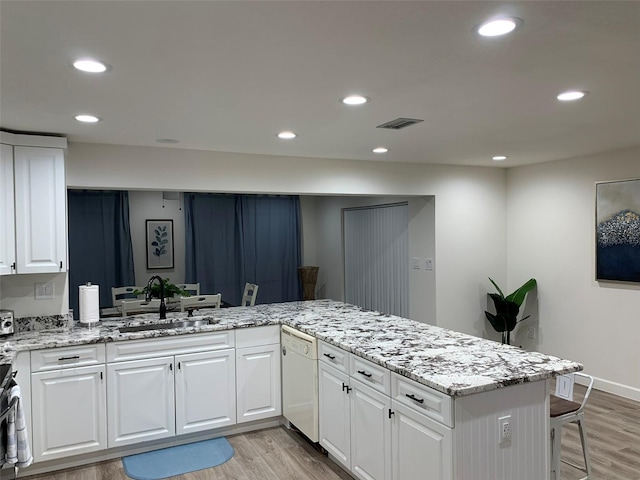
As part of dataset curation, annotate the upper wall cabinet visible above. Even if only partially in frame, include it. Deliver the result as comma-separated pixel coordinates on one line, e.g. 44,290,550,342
0,144,16,275
0,132,68,275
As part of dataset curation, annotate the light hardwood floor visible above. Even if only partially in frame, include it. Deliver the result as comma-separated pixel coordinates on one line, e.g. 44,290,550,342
20,387,640,480
22,427,352,480
560,386,640,480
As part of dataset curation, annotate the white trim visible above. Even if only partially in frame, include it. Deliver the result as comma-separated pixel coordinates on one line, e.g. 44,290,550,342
576,375,640,402
1,131,67,149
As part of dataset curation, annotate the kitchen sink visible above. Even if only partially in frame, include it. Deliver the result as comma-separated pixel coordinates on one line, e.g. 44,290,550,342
118,318,218,333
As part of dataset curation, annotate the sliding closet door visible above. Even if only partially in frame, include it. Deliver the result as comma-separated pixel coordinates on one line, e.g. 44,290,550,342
343,203,409,317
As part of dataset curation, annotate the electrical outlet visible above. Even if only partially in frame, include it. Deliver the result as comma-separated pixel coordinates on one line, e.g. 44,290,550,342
425,258,434,270
498,415,511,444
527,326,536,340
35,282,54,300
412,257,421,270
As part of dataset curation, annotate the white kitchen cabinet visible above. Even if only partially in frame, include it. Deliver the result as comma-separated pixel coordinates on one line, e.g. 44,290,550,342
236,343,281,423
13,146,67,274
175,349,236,435
31,365,107,462
319,357,392,480
0,143,16,275
106,332,238,448
351,379,392,480
319,361,352,469
391,400,452,480
319,340,453,480
319,361,351,468
107,356,175,448
236,325,281,424
0,138,67,275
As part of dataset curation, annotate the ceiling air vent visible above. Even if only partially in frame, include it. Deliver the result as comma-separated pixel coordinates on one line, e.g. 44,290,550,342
376,118,424,130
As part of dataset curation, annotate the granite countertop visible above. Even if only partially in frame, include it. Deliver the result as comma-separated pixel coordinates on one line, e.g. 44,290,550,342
1,299,582,396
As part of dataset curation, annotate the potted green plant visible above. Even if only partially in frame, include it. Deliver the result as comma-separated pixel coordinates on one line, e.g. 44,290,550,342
485,277,537,345
134,279,191,301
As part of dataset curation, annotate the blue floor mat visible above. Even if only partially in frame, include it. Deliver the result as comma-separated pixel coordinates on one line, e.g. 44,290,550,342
122,437,234,480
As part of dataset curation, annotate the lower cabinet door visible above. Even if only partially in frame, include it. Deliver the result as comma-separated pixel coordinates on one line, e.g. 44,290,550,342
236,343,281,423
175,349,236,434
350,379,392,480
107,356,175,448
318,361,351,470
391,400,453,480
31,365,107,462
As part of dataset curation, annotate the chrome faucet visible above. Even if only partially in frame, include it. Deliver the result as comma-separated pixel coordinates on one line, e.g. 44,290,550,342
146,275,167,320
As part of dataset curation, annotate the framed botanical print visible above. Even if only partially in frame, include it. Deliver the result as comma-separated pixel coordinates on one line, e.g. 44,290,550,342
146,219,174,269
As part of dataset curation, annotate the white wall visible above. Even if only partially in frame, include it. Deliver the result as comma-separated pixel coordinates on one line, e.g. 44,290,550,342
66,142,507,336
128,191,186,288
312,195,436,324
507,146,640,400
0,272,68,317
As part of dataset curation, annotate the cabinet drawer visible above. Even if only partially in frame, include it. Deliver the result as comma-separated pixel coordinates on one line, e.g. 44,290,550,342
31,344,105,372
107,331,234,362
349,355,390,395
236,324,280,348
318,341,349,373
391,372,454,427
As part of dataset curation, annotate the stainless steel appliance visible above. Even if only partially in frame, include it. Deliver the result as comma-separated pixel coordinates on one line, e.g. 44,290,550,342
281,325,319,442
0,309,14,336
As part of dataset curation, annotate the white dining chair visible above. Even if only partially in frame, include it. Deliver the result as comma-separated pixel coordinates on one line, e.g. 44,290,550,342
241,283,259,306
120,299,160,317
175,283,200,296
550,372,594,480
180,294,222,312
111,286,143,307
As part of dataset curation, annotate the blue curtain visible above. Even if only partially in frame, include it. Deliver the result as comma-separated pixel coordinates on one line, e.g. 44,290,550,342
185,193,302,305
68,190,135,318
185,194,241,303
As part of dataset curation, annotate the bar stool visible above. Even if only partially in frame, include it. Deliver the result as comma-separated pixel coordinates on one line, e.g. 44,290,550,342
550,372,594,480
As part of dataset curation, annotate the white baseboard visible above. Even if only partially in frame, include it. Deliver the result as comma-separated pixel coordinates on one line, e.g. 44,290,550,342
577,375,640,402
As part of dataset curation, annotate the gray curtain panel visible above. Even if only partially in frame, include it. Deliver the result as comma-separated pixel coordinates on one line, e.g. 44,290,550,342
184,193,302,305
67,190,135,318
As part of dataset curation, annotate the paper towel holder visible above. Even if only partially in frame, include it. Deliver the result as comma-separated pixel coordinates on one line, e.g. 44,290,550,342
79,282,100,328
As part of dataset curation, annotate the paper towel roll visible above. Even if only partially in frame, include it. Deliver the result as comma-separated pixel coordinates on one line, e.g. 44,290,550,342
79,284,100,324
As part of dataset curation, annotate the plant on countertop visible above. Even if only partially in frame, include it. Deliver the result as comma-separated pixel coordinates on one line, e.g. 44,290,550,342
133,278,190,300
484,277,537,345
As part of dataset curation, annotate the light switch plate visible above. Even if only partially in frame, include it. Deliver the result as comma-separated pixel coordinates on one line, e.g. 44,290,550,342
35,282,54,300
425,258,434,270
412,257,421,269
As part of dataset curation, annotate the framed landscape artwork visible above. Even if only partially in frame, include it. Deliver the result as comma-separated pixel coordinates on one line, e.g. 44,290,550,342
595,178,640,282
146,219,174,269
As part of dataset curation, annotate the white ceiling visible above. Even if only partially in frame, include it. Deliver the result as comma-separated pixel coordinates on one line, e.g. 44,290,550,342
1,0,639,168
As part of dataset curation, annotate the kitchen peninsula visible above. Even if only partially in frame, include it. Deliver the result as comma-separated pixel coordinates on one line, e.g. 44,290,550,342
2,300,581,479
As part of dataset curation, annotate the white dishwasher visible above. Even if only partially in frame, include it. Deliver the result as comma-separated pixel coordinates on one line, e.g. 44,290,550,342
281,325,319,443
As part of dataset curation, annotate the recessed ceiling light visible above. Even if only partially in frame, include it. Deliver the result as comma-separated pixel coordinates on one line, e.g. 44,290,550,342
74,114,101,123
492,155,508,161
72,58,109,73
476,17,523,37
156,138,180,144
342,95,369,106
277,131,296,139
373,147,388,154
557,90,589,101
